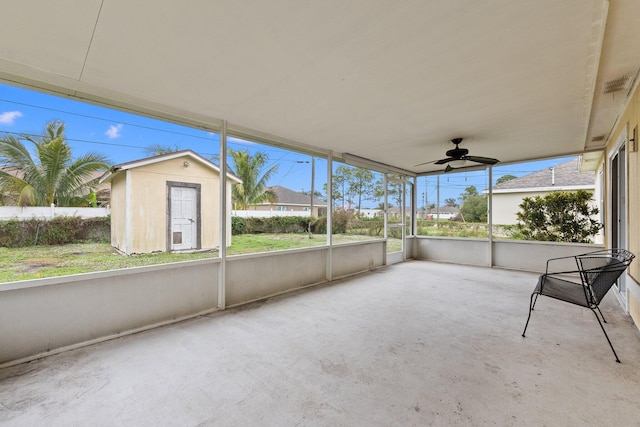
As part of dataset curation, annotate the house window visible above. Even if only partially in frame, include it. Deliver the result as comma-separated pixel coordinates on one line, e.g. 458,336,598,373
274,206,288,211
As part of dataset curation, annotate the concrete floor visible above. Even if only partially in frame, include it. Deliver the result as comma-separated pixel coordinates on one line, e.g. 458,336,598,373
1,260,640,426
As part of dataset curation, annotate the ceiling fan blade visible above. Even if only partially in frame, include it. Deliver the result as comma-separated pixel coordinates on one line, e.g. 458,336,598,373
414,160,436,167
434,157,456,165
464,155,500,165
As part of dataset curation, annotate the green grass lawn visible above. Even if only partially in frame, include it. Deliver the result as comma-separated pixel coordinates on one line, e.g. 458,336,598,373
0,243,216,283
0,233,391,283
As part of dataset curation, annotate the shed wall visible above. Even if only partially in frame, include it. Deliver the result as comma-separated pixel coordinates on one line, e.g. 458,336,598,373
110,173,127,253
125,157,221,253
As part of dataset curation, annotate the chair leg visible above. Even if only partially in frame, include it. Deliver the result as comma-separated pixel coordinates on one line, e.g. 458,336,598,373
595,305,607,323
590,308,620,363
531,293,539,311
522,292,536,337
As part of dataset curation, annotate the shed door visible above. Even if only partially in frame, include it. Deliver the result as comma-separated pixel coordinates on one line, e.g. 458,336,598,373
170,186,198,250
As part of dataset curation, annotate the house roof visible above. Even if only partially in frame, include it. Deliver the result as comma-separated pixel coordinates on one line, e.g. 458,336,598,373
264,185,327,207
429,206,460,214
493,158,594,192
99,150,242,184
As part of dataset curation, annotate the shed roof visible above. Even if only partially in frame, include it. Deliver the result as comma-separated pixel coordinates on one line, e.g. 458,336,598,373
493,158,594,192
99,150,242,184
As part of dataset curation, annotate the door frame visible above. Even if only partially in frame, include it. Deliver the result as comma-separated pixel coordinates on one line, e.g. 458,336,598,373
166,181,202,252
386,175,410,264
608,127,628,309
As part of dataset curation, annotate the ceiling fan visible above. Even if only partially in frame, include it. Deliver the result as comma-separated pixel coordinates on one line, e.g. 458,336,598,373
416,137,500,171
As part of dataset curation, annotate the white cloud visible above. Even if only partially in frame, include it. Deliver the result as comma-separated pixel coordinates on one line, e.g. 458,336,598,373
106,123,123,139
0,111,23,125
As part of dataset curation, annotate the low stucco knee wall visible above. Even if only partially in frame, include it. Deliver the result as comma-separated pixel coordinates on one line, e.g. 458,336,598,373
0,259,219,366
415,236,603,272
331,240,386,278
226,247,329,306
492,240,602,272
225,240,386,306
0,240,386,366
416,237,489,266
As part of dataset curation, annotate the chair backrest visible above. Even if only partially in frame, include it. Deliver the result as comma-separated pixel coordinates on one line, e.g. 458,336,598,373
577,249,635,304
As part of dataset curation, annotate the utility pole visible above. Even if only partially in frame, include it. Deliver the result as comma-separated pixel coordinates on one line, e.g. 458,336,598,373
425,177,428,209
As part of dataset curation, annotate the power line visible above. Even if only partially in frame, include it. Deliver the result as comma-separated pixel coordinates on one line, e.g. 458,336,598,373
0,129,146,150
0,94,328,162
0,96,215,142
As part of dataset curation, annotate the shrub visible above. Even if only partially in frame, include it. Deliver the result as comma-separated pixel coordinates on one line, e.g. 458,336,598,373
311,216,328,234
0,216,110,247
231,216,246,235
516,190,602,243
231,216,311,234
346,217,384,236
311,210,350,234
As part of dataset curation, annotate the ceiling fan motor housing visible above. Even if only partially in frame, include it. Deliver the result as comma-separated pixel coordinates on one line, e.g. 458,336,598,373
445,147,468,158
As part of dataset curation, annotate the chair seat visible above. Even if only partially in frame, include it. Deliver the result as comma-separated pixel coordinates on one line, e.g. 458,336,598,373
535,275,590,307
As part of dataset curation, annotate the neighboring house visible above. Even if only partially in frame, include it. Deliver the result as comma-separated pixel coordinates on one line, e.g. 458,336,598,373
489,158,595,225
358,208,383,218
245,185,327,217
100,150,241,255
428,206,459,220
85,170,111,206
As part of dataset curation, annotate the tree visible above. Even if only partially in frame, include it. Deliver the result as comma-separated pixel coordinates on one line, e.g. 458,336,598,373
458,185,487,222
516,190,602,242
444,198,458,207
300,189,325,201
144,143,181,157
373,174,402,208
460,185,479,201
0,121,110,207
349,168,376,210
496,174,517,185
228,148,279,209
327,166,353,209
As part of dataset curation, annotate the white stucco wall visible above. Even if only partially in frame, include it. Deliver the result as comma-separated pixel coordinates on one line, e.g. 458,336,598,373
0,240,386,367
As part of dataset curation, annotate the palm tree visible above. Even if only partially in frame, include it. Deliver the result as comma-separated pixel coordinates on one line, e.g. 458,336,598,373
143,143,181,157
228,148,278,209
0,121,110,206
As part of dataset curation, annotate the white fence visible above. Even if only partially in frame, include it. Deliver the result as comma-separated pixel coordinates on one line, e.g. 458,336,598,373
0,205,110,220
232,210,312,218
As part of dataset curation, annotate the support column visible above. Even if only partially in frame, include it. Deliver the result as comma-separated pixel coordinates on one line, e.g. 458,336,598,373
488,165,493,267
326,151,333,281
218,121,227,310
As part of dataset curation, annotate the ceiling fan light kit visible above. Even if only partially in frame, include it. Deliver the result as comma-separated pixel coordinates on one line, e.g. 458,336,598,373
448,159,467,168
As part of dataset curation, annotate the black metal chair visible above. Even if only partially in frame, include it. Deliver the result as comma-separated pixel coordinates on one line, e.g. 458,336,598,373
522,248,635,362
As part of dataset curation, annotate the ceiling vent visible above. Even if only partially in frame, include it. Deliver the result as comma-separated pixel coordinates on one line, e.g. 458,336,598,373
591,135,605,142
603,74,631,94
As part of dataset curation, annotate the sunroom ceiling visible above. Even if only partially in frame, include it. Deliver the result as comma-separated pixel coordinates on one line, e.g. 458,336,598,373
0,0,638,174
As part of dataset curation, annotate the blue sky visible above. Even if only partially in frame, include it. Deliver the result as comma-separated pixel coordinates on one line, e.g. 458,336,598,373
0,83,572,207
0,83,320,188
